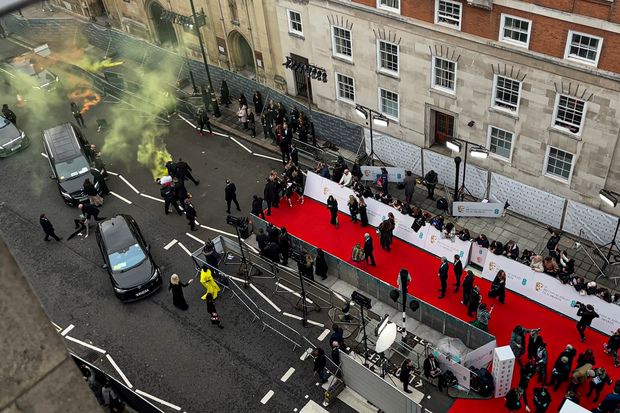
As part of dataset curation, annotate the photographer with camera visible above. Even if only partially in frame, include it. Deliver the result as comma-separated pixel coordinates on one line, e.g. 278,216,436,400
575,302,599,342
423,170,438,201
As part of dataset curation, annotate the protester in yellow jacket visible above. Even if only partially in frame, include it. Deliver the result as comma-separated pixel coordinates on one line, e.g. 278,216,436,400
200,265,220,300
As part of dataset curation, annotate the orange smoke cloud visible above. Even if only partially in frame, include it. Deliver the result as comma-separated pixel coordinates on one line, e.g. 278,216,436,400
68,89,101,113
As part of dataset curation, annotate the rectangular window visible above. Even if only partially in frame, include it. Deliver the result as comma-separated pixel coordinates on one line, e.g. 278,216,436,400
488,126,514,161
432,57,457,93
564,31,603,66
378,40,399,75
287,10,303,35
435,0,461,30
545,147,574,182
553,94,586,135
336,73,355,103
379,88,399,120
492,75,521,113
332,26,353,60
378,0,400,12
499,14,531,48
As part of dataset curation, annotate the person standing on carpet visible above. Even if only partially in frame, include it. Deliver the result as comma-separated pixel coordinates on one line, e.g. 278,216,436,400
467,285,481,318
363,233,376,267
532,386,552,413
504,386,529,412
358,197,369,227
575,303,599,342
604,329,620,367
585,367,613,402
535,342,548,384
437,256,449,299
528,330,544,364
453,254,463,293
379,218,392,252
511,325,542,367
327,195,338,227
488,269,507,303
546,355,571,391
462,270,475,307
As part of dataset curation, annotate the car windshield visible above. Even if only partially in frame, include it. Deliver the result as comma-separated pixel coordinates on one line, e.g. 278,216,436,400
55,157,90,181
108,243,147,272
0,117,8,129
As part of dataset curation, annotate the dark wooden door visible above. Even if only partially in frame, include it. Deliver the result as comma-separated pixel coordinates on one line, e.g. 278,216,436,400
435,112,454,143
291,54,312,100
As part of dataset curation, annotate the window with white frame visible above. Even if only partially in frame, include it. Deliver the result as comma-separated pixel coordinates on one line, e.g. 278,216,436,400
332,26,353,60
432,57,457,93
378,40,399,75
378,0,400,12
564,31,603,66
545,146,574,181
499,14,531,48
379,88,399,120
552,94,586,135
287,10,303,36
435,0,461,30
336,73,355,103
492,75,521,113
487,126,514,160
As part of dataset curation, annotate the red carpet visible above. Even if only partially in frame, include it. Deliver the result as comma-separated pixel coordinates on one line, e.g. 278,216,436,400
266,197,613,413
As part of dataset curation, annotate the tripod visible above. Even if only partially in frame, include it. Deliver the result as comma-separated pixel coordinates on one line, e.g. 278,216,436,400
379,352,397,386
294,264,321,326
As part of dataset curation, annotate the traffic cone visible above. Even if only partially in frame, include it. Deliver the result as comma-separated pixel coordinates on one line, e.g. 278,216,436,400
15,92,25,107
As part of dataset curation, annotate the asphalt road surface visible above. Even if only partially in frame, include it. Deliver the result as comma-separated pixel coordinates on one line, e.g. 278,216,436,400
0,38,362,412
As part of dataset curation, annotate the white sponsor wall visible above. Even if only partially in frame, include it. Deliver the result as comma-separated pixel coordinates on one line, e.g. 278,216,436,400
470,244,489,267
453,202,503,218
423,227,472,264
480,253,620,334
462,339,497,369
489,173,565,229
422,150,488,199
360,166,406,182
364,128,423,177
563,200,620,245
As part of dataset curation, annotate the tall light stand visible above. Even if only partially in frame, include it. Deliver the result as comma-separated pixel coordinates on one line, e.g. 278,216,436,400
454,156,462,203
189,0,220,118
352,291,372,368
355,105,389,166
399,270,409,342
226,216,250,287
447,137,488,202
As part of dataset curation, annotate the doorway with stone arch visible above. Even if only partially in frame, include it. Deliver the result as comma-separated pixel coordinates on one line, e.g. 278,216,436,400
228,30,255,76
147,1,178,48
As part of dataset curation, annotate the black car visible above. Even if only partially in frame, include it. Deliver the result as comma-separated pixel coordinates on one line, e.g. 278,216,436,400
0,115,29,157
95,214,162,302
0,55,60,92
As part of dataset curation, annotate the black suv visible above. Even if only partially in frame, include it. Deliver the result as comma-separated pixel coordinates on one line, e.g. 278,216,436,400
95,214,162,302
43,123,97,205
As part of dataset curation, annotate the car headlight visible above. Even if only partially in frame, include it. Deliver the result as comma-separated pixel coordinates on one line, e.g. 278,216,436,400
55,76,59,81
150,268,160,281
20,130,25,138
60,190,72,199
0,145,4,150
114,287,125,294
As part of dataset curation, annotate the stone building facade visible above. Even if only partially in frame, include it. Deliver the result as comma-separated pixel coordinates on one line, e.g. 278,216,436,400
276,0,620,212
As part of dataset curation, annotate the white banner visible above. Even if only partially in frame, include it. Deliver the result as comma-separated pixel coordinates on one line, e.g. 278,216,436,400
563,200,620,245
489,173,565,228
469,245,489,267
462,339,497,369
422,149,489,199
363,128,423,177
453,202,503,217
360,166,406,182
423,226,472,264
480,253,620,334
303,170,325,202
434,351,471,391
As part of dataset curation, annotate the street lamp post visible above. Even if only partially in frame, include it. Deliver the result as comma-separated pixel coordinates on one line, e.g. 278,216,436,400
355,105,389,166
446,137,489,202
189,0,220,118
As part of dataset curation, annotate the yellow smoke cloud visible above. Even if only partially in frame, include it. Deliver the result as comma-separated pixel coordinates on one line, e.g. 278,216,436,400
137,141,171,181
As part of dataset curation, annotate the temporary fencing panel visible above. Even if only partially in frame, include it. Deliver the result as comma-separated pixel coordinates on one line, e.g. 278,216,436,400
364,129,424,177
563,199,620,245
422,149,489,199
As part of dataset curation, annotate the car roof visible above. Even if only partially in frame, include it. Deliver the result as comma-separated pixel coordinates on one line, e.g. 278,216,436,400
44,123,81,162
4,58,37,76
100,215,139,253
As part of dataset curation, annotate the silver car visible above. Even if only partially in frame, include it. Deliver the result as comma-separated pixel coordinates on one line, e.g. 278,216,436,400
0,116,28,157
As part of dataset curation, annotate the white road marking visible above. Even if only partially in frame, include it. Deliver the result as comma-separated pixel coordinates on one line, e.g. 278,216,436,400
140,193,165,203
185,232,205,245
283,312,303,321
106,171,119,176
280,367,295,382
318,329,331,342
260,390,274,404
60,324,74,337
307,319,325,328
250,283,281,312
199,224,236,238
253,152,281,162
119,175,139,194
230,136,252,153
275,282,314,304
177,114,197,129
164,239,178,250
301,348,312,360
41,152,48,158
106,354,133,388
65,336,106,354
109,191,132,204
135,389,181,411
177,242,192,256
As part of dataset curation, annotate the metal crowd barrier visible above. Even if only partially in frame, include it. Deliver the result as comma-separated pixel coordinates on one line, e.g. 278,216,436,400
259,308,302,351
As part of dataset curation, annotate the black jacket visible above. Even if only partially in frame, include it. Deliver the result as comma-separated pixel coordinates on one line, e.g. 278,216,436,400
2,107,16,123
462,275,474,294
256,233,269,251
39,217,54,232
176,161,192,178
438,262,449,279
315,256,328,277
363,237,374,255
577,306,599,326
400,362,414,382
261,242,280,263
184,203,197,219
81,204,100,219
197,112,209,125
160,185,175,202
264,181,278,202
532,388,551,409
453,259,463,277
166,161,177,177
251,197,264,216
225,183,237,200
423,357,440,378
314,349,326,372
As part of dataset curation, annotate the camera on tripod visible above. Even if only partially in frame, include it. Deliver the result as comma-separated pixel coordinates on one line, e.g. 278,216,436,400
289,248,306,264
226,215,248,228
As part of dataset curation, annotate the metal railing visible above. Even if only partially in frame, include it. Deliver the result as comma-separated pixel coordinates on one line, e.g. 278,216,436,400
259,309,303,351
575,229,610,281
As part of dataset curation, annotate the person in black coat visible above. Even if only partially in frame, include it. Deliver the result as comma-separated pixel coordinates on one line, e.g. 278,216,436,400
315,249,328,280
176,158,199,185
278,229,291,265
528,330,544,362
546,355,571,391
196,108,213,136
359,198,369,227
576,303,599,342
184,199,198,231
423,354,441,379
253,91,263,115
363,233,376,267
172,177,188,205
266,224,280,244
90,164,110,195
220,80,231,108
256,228,269,251
438,256,449,299
400,359,414,393
207,293,224,328
2,103,16,124
264,178,279,215
165,160,177,178
586,367,613,402
224,179,241,214
160,183,183,215
519,362,536,390
504,386,528,412
279,125,292,165
39,214,62,241
424,170,438,200
251,195,265,219
453,254,463,293
467,286,481,317
261,241,280,263
78,203,105,221
462,270,475,306
532,386,552,413
313,348,328,383
290,144,299,166
327,195,338,227
488,270,507,303
169,274,193,310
